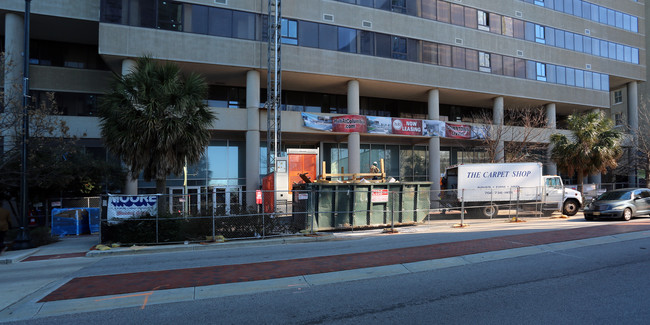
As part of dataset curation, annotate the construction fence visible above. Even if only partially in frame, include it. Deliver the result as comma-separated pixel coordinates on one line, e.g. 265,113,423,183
44,182,632,244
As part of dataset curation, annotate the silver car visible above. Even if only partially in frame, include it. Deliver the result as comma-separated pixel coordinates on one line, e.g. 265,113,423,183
583,188,650,221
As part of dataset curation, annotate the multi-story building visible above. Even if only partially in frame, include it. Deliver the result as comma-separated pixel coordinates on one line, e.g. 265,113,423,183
1,0,646,210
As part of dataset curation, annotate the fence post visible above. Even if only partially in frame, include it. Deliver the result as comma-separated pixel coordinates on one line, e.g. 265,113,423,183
155,207,159,244
515,186,521,222
391,191,395,233
460,189,465,227
262,189,266,239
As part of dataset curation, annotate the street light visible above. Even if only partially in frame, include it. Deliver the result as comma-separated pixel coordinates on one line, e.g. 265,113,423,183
13,0,32,250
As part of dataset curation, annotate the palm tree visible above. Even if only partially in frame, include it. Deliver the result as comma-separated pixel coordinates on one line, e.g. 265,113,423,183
99,56,215,196
550,111,622,192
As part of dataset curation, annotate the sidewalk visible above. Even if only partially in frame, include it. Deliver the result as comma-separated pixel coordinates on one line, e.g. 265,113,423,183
3,216,650,321
0,235,99,264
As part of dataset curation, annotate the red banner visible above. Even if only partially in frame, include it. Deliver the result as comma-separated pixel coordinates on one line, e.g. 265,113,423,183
445,123,472,139
332,115,368,133
391,118,422,135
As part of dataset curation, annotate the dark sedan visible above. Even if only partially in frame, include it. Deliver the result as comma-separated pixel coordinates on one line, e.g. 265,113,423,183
583,188,650,221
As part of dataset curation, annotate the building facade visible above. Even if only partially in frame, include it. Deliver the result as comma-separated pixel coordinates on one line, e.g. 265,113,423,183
1,0,646,207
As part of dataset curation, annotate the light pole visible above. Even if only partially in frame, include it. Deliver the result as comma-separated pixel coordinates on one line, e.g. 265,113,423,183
14,0,32,249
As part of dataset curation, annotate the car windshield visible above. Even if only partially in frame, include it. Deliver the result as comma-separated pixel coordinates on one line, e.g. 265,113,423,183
597,191,632,201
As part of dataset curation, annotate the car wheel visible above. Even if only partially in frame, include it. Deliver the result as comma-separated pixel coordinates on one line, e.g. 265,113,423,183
622,208,632,221
562,199,580,216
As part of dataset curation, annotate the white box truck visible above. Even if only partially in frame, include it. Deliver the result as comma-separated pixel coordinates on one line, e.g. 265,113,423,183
441,162,582,218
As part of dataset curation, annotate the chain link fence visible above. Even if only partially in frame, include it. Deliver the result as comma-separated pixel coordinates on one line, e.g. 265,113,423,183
91,181,637,245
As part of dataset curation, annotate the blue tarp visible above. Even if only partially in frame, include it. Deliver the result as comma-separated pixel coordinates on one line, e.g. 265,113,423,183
51,208,99,236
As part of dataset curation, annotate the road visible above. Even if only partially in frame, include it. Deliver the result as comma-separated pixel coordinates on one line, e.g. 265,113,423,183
7,236,650,324
2,217,650,324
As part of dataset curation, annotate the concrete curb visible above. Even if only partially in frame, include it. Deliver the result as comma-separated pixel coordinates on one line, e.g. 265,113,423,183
86,233,336,257
0,247,41,264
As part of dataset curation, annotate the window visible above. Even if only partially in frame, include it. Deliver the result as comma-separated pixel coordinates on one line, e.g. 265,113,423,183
422,0,436,19
422,42,438,64
465,49,478,71
536,62,546,81
281,18,298,45
479,52,491,72
477,10,489,31
450,4,465,26
464,7,477,29
615,113,623,126
502,17,513,37
535,24,545,43
614,90,623,104
338,27,357,53
534,0,544,6
391,0,406,13
452,47,465,69
391,36,407,60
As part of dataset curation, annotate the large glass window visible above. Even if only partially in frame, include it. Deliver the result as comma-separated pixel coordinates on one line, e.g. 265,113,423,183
452,47,465,69
298,21,318,48
319,24,338,50
422,42,438,65
338,27,357,53
421,0,436,19
437,1,451,23
281,18,298,45
360,31,375,55
535,24,545,43
479,52,491,72
536,62,546,81
450,4,465,26
232,11,256,40
477,10,489,31
208,7,231,37
391,36,408,60
464,7,477,29
157,0,182,31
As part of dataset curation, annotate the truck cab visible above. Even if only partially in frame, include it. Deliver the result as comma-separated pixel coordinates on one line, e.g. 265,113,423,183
542,176,583,216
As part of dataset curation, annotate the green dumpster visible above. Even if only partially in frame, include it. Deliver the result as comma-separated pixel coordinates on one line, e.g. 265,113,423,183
304,182,431,231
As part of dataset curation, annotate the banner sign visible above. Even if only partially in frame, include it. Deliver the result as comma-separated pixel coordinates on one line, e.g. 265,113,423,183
107,195,158,221
445,122,473,139
471,125,488,139
423,120,445,137
301,113,488,140
366,116,392,134
391,118,422,135
332,115,368,133
302,112,332,131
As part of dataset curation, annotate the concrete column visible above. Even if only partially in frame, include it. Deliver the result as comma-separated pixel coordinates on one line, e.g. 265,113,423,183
245,70,261,206
493,97,505,163
427,89,440,120
427,89,441,205
122,59,139,195
347,80,360,174
628,81,639,187
545,103,557,175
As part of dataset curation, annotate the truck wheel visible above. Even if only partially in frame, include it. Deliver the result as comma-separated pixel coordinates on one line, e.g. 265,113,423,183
562,199,580,216
480,204,499,218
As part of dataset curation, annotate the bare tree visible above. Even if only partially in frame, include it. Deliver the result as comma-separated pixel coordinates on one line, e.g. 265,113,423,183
1,52,125,218
473,106,549,163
